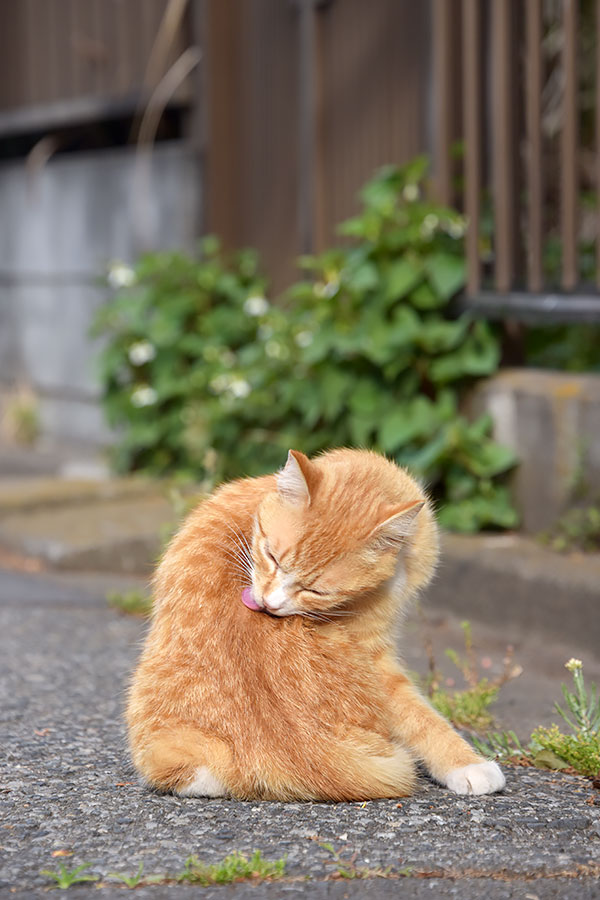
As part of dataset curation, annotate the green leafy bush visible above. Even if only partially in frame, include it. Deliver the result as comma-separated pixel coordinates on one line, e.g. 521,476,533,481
93,238,289,478
94,158,518,531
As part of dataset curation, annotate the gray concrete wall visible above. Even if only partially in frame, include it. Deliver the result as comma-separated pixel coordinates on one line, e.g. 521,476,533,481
472,369,600,532
0,141,201,448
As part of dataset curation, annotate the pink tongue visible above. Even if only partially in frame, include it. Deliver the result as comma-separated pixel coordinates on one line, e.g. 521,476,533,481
241,587,261,611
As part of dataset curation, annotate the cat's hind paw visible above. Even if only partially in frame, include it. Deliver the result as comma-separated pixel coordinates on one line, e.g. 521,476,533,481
444,761,505,795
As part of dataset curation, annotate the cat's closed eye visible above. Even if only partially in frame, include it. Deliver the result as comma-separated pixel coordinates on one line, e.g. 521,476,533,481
302,586,326,597
264,544,279,566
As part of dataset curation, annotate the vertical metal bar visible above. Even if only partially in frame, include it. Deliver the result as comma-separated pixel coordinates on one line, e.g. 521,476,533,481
462,0,481,295
432,0,454,205
526,0,543,292
297,0,317,254
203,0,243,249
561,0,578,291
492,0,514,292
596,0,600,288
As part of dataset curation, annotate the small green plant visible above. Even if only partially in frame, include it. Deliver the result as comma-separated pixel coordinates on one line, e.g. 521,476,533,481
1,384,40,446
472,730,528,763
477,659,600,778
108,862,146,888
425,621,522,732
541,503,600,553
318,842,411,880
532,658,600,776
40,862,99,889
107,589,153,617
176,851,287,886
531,725,600,776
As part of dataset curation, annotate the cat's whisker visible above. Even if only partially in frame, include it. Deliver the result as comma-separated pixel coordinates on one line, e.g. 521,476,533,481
218,541,254,569
224,560,253,580
302,610,339,625
227,542,254,573
224,522,254,562
219,553,254,580
221,547,252,570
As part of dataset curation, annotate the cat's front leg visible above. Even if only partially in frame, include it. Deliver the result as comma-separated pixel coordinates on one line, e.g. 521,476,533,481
378,658,505,795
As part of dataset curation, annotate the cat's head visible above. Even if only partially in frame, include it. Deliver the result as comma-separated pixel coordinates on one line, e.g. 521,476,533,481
249,449,438,618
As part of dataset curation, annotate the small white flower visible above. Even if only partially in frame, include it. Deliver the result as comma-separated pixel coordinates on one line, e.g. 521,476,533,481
565,658,582,673
265,340,284,359
244,295,269,316
108,262,136,289
403,184,419,202
229,378,251,399
258,324,274,341
209,374,231,395
131,385,157,407
220,350,237,367
322,280,339,298
423,214,439,231
447,220,466,239
128,340,156,366
295,330,313,348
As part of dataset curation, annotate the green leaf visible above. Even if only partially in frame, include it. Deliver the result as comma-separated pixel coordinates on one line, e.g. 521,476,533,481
429,324,500,383
410,283,445,310
532,749,570,771
383,258,423,303
349,413,377,446
415,317,469,353
461,440,517,478
345,261,379,294
425,252,466,301
438,487,519,532
320,369,351,421
378,397,440,453
349,379,383,416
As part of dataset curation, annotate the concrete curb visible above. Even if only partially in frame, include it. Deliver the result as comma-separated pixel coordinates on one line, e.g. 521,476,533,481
429,533,600,656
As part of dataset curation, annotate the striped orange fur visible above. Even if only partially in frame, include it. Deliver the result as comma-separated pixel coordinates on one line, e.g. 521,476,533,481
126,448,499,800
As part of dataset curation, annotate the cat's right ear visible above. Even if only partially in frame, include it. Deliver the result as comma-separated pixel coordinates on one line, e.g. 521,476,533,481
369,500,425,548
277,450,312,507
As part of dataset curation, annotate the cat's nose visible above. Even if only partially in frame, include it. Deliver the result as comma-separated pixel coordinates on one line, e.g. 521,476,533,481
263,586,288,613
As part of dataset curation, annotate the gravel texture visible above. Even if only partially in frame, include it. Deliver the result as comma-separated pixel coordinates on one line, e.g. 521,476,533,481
1,569,599,898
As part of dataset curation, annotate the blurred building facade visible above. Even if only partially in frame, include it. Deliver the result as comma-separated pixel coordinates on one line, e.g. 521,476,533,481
0,0,597,449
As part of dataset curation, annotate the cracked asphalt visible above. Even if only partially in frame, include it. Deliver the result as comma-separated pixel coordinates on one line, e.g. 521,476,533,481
1,567,599,899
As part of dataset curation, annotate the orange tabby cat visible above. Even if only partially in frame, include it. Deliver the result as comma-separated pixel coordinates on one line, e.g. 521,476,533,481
127,448,504,800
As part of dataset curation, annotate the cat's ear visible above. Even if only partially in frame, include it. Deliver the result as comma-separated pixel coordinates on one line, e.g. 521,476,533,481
277,450,313,507
370,500,425,547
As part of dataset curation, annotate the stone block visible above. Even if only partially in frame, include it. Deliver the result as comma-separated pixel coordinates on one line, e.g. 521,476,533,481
471,368,600,532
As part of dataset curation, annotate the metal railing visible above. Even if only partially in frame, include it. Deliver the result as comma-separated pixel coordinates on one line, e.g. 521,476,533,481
433,0,600,322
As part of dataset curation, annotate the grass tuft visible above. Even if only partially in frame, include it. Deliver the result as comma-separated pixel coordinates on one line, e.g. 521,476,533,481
40,862,99,889
176,851,287,885
423,620,521,732
107,589,153,617
318,842,411,880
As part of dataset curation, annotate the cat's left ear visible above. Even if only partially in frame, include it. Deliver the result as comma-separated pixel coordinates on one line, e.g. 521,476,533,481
277,450,314,507
370,500,425,547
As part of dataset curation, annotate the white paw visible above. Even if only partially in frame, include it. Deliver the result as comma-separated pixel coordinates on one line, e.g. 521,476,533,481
177,766,228,798
444,761,505,795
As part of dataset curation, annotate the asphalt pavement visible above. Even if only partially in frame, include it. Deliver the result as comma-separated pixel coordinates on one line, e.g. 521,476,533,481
1,567,599,899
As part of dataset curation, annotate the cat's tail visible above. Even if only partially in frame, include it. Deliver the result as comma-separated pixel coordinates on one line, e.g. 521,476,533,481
306,737,417,802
